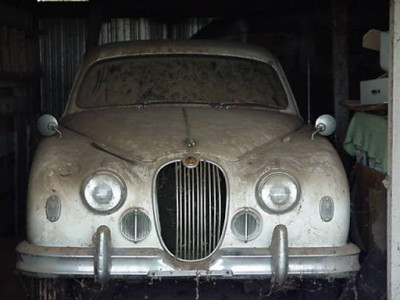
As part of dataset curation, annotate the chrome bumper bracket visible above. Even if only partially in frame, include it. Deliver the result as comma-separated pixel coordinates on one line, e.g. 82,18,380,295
270,224,289,285
93,225,111,283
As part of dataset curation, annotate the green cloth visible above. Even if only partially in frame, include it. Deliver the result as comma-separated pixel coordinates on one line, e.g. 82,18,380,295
344,112,388,173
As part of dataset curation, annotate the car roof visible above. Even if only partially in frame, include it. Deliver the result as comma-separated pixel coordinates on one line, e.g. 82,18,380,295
83,40,277,66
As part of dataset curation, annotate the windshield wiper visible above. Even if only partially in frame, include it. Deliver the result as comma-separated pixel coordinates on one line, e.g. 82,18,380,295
132,101,218,108
218,102,283,109
131,101,282,109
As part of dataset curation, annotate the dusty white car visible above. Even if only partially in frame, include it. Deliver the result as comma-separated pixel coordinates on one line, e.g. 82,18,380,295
17,40,359,296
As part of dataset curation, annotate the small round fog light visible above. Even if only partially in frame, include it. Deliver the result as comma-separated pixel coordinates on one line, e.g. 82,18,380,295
231,209,261,242
120,208,151,242
320,196,334,222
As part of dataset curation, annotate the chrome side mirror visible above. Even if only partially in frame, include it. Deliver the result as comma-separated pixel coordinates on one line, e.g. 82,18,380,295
312,114,336,140
37,114,62,138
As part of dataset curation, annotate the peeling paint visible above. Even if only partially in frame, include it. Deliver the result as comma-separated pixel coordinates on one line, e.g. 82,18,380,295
58,160,80,177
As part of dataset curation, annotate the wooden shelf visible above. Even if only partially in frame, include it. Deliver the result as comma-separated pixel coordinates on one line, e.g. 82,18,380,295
344,100,388,112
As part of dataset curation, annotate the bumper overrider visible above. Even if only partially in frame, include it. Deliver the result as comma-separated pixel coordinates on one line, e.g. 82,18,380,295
16,225,360,284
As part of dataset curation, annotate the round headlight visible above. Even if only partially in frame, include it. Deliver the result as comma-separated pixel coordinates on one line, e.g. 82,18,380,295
81,171,126,214
256,171,300,214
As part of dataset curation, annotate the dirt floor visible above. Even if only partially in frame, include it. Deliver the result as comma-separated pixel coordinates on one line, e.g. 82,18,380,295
0,237,26,300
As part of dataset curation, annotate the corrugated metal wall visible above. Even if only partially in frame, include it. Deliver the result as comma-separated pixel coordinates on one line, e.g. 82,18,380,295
39,17,213,117
39,19,86,117
99,18,213,43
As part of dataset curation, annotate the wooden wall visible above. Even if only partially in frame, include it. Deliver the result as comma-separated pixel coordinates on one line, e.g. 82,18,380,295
0,3,39,237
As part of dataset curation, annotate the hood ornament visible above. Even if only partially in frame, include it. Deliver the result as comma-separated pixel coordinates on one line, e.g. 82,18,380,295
186,138,196,148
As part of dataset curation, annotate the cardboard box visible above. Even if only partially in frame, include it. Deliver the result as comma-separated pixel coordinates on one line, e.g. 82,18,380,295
360,78,388,104
362,29,389,72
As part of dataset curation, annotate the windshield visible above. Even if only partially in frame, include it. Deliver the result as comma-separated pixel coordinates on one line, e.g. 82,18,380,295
76,55,288,109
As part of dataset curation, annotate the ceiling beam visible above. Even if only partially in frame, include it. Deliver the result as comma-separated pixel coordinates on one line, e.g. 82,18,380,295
33,0,306,19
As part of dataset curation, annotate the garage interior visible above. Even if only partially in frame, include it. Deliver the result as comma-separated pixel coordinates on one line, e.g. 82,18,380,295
0,0,395,299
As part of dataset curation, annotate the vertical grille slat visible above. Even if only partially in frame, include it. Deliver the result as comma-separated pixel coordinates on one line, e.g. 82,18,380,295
191,168,195,260
187,167,191,259
175,162,179,257
183,164,187,260
213,165,217,248
200,162,206,257
207,163,212,255
196,167,200,260
157,160,227,261
202,162,207,256
179,163,183,257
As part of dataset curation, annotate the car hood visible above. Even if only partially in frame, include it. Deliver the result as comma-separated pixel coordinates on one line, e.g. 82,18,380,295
62,106,304,162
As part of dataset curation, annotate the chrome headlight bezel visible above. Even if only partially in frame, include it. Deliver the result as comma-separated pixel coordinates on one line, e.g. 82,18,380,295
255,171,301,214
80,171,127,214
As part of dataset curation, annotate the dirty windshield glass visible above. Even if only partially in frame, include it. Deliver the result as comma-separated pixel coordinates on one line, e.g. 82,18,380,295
77,55,288,109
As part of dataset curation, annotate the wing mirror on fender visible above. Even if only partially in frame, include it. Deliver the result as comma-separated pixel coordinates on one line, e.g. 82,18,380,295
312,114,336,140
37,114,62,138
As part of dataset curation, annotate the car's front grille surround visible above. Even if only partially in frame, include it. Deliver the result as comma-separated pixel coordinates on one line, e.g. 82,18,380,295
155,160,228,261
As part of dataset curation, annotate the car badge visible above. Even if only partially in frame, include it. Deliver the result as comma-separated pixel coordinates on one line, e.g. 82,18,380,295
183,155,199,168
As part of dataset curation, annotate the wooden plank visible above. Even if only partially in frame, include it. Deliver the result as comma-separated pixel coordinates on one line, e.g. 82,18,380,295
388,0,400,298
0,155,14,195
332,0,350,161
0,27,2,73
0,133,15,158
298,1,315,122
9,28,19,73
0,27,11,72
345,100,388,112
0,96,16,115
86,2,104,52
18,30,27,73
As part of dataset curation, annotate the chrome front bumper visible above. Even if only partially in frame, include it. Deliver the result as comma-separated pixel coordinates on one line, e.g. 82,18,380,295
16,225,360,284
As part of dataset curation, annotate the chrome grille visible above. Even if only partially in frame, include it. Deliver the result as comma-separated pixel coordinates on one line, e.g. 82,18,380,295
156,160,227,260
